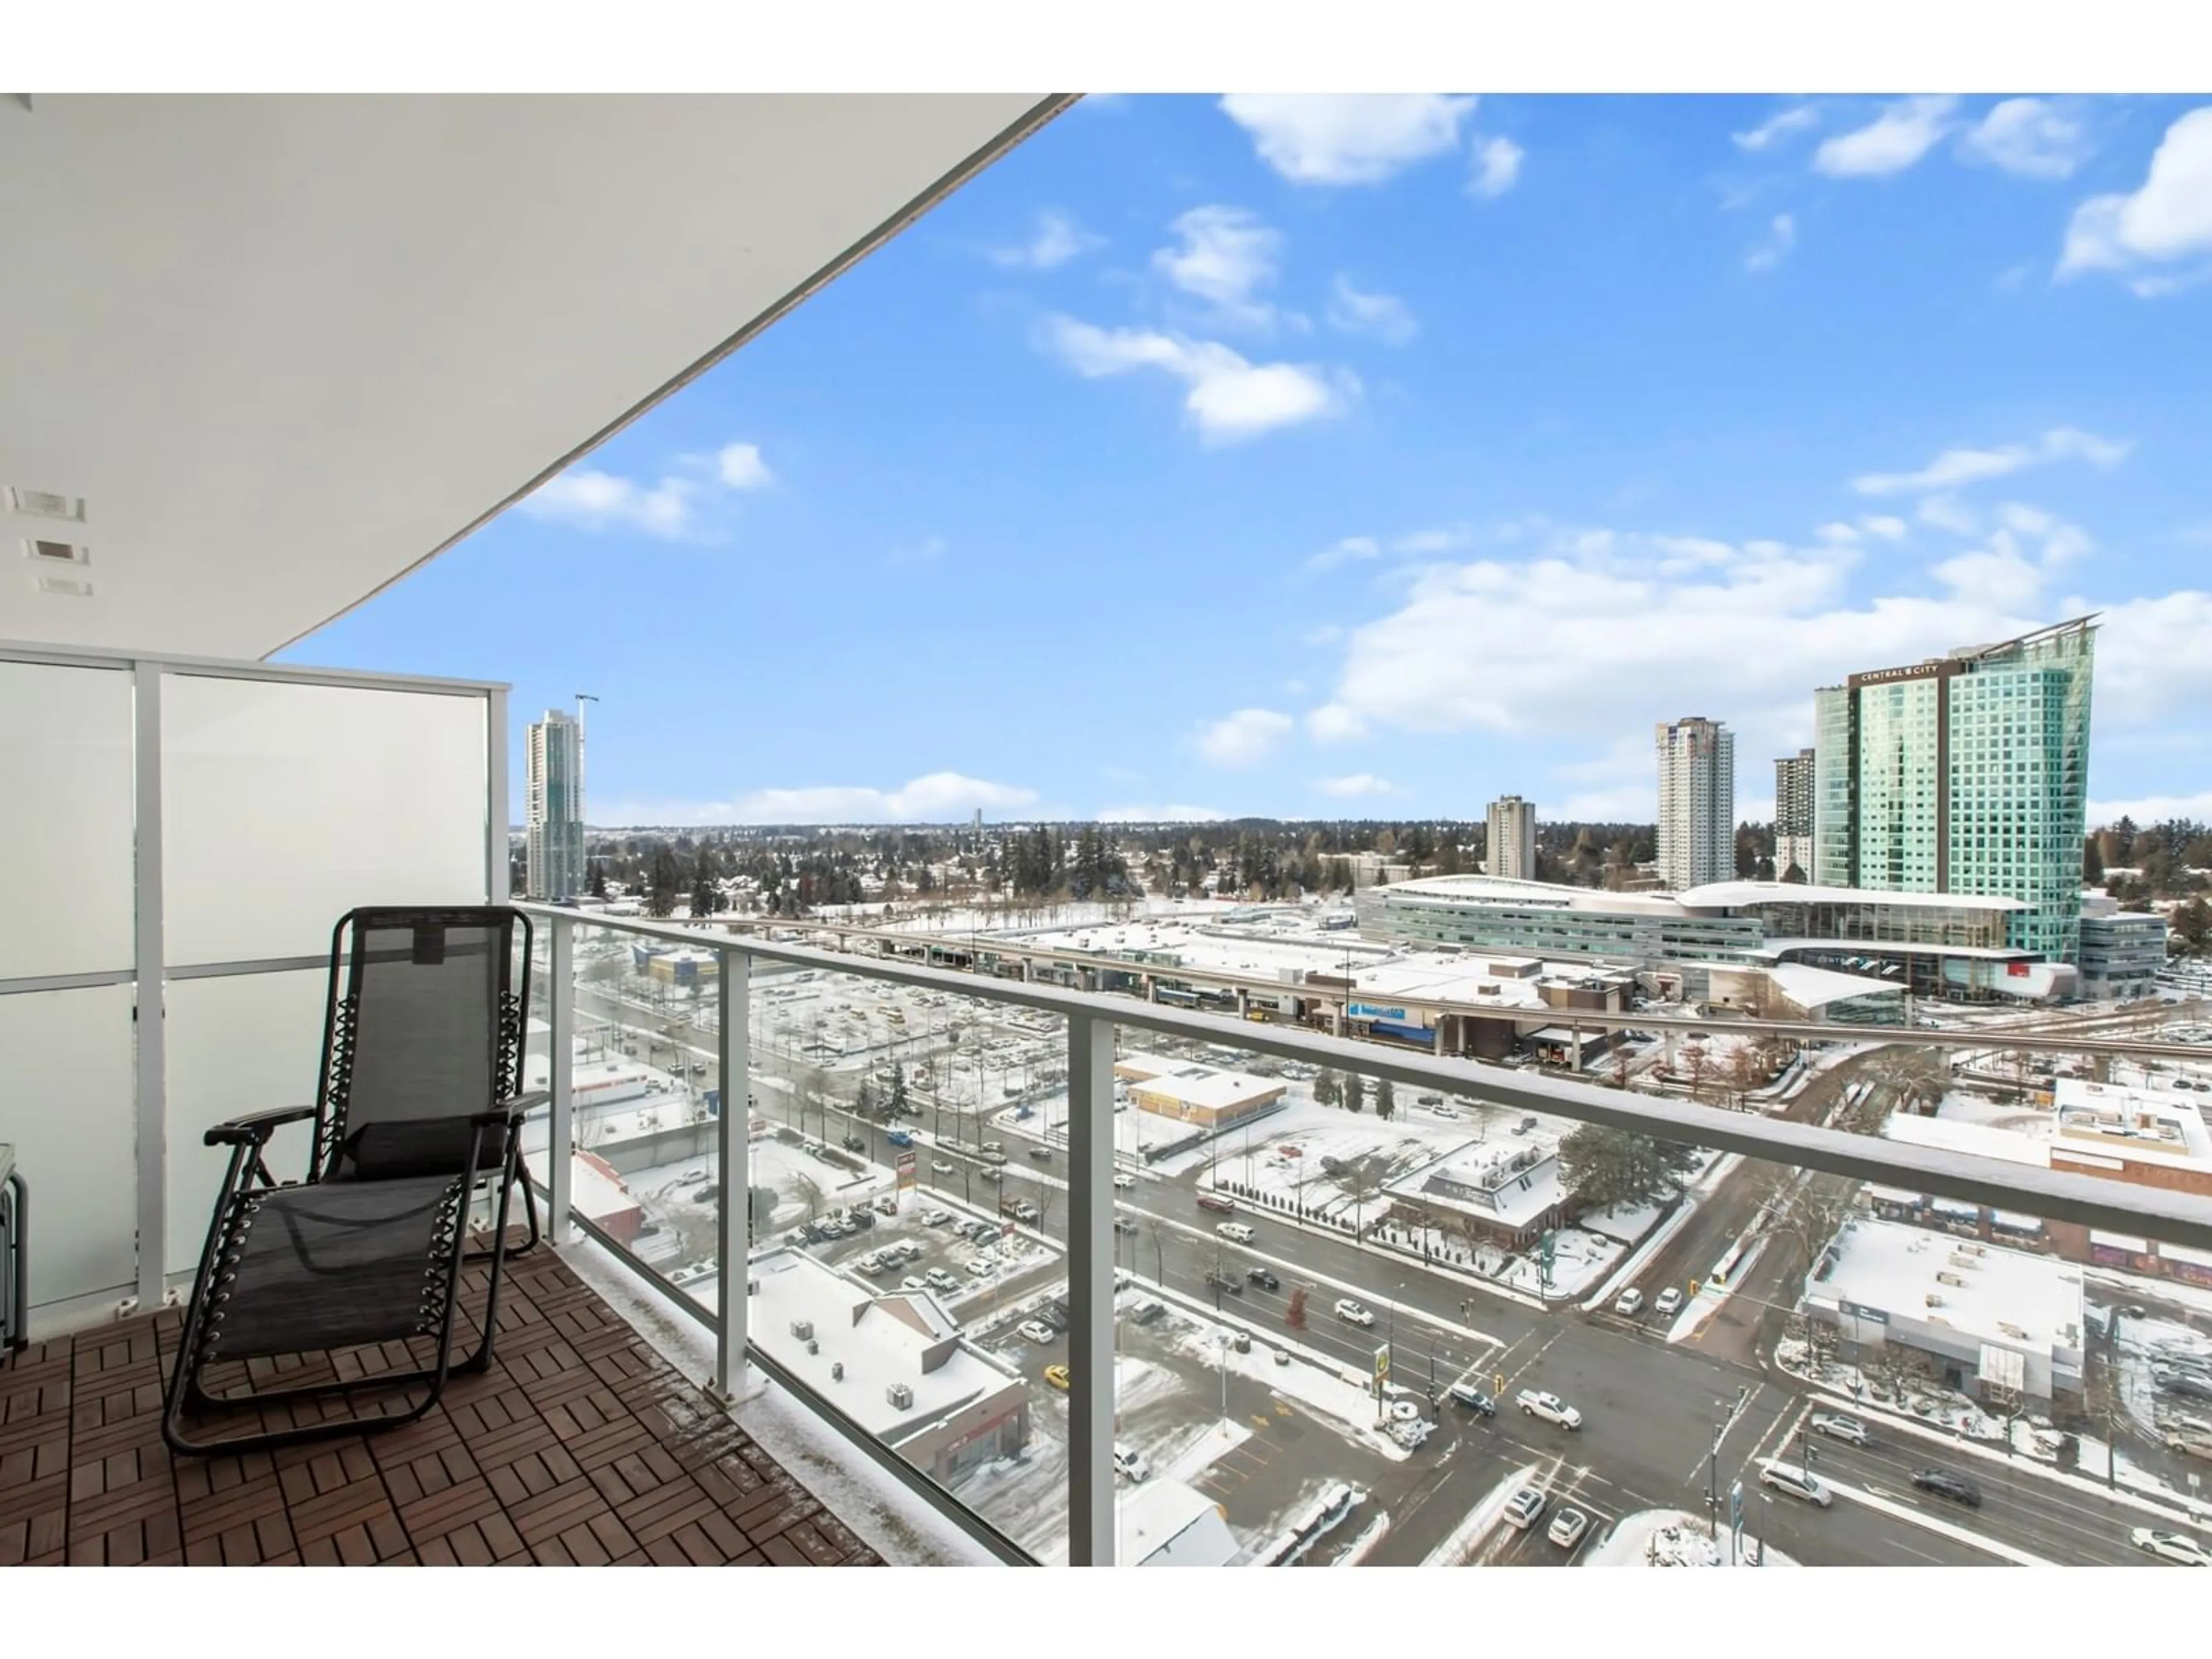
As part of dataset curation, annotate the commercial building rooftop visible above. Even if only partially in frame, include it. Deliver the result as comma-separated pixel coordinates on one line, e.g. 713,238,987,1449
1819,1217,2086,1356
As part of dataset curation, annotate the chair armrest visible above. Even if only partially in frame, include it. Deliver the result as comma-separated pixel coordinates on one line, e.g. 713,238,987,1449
204,1105,317,1147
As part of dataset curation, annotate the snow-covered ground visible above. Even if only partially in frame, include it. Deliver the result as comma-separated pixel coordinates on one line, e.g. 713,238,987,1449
1159,1312,1416,1462
1583,1509,1797,1567
1665,1237,1768,1344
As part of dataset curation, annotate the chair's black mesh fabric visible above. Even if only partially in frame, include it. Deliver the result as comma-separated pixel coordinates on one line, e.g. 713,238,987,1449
196,1175,466,1363
336,1117,509,1183
326,912,516,1170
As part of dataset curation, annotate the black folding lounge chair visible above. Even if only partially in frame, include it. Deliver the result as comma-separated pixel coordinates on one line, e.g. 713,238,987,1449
162,906,545,1455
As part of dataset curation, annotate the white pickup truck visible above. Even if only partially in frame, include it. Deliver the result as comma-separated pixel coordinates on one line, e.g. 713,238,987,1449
1516,1389,1584,1429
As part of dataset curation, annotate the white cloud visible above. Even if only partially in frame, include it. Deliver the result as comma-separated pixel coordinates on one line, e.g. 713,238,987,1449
1097,804,1229,824
1307,702,1368,743
1305,520,2212,781
716,442,774,490
1316,773,1400,798
2088,790,2212,828
1733,105,1820,152
1037,315,1351,443
520,438,775,538
1745,213,1797,273
1194,707,1294,767
1219,94,1476,185
1861,515,1909,540
1152,206,1283,327
1851,426,2130,496
1325,276,1417,345
2059,106,2212,289
596,772,1037,826
1305,534,1382,573
1813,96,1960,177
1555,785,1657,822
519,468,698,538
1814,520,1860,545
1468,136,1525,200
1962,98,2087,180
989,209,1104,271
1303,623,1344,647
1918,494,1980,536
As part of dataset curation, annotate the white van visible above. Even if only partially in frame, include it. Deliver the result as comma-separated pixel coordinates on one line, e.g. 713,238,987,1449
1215,1222,1256,1244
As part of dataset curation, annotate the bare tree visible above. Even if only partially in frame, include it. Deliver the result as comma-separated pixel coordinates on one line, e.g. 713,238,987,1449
2079,1348,2132,1488
1868,1047,1949,1118
791,1171,825,1223
1749,1166,1859,1321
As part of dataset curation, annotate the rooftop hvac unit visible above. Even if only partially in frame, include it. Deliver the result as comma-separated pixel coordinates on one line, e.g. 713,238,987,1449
805,1339,818,1355
886,1383,914,1410
1937,1271,1965,1287
831,1362,844,1382
1948,1253,1979,1270
1925,1293,1944,1307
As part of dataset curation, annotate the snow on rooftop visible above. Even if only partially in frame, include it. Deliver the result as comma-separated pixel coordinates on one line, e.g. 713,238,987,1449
1885,1112,2052,1169
1677,879,2025,912
1817,1218,2085,1354
2052,1077,2212,1165
1759,961,1906,1008
1116,1479,1238,1566
745,1249,1021,1446
1404,1139,1563,1229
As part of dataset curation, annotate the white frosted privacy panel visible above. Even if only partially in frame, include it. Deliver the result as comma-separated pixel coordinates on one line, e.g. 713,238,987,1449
161,675,488,964
162,968,328,1274
0,661,136,979
0,984,137,1309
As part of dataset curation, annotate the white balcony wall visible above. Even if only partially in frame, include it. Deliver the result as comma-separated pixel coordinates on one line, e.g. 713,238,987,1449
0,644,502,1327
162,676,490,965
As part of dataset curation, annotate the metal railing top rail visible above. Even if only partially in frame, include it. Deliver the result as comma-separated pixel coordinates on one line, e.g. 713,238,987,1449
516,903,2212,1253
0,636,507,696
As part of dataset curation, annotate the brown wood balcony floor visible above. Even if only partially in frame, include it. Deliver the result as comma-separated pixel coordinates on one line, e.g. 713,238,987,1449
0,1248,882,1566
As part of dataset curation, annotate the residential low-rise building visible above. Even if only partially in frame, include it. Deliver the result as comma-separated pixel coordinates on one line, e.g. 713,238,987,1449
744,1248,1031,1487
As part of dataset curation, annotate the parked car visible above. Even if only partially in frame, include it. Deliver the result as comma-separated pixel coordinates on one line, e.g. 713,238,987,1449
1114,1444,1151,1483
924,1268,959,1292
1247,1266,1281,1291
1911,1468,1982,1508
1517,1389,1582,1429
1129,1300,1166,1325
1042,1300,1070,1332
1503,1486,1547,1530
1043,1365,1070,1391
1547,1508,1590,1549
900,1275,928,1293
1334,1299,1376,1327
1614,1287,1645,1316
2129,1527,2211,1566
1112,1173,1135,1189
965,1257,996,1278
1448,1382,1497,1416
1016,1320,1056,1344
1810,1412,1870,1447
1654,1286,1684,1316
921,1207,953,1226
1758,1460,1834,1507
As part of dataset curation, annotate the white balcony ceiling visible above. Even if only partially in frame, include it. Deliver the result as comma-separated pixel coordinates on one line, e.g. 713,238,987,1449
0,93,1066,660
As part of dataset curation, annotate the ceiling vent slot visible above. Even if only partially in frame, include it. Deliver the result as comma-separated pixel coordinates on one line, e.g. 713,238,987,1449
7,487,84,522
24,537,90,566
33,572,94,597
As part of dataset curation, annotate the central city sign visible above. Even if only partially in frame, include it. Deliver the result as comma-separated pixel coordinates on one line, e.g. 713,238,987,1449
1347,1003,1410,1023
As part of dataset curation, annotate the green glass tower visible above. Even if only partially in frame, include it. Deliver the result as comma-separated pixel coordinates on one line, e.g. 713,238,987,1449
1810,618,2095,965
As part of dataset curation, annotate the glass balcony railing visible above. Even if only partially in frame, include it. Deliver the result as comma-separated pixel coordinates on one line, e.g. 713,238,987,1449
512,902,2212,1567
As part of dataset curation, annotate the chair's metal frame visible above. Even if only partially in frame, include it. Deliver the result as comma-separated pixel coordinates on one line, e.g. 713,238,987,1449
161,907,543,1456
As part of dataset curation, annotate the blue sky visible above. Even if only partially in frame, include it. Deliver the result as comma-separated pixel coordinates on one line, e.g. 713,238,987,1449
289,94,2212,830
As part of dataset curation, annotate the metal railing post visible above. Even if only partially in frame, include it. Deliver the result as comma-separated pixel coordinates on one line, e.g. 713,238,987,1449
716,948,751,1399
1066,1014,1116,1566
131,662,167,1311
548,914,574,1244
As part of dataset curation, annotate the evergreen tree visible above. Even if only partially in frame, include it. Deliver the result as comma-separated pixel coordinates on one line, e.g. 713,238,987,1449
1373,1077,1395,1121
690,872,719,918
1345,1074,1366,1114
889,1063,909,1119
1314,1067,1342,1107
588,858,608,899
646,843,683,917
